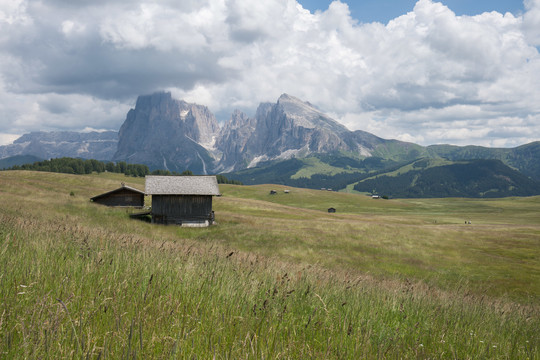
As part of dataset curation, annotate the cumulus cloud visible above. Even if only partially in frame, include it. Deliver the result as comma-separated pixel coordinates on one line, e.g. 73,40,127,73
0,0,539,147
523,0,540,45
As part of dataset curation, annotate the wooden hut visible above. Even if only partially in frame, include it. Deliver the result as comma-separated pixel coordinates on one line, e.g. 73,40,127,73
90,183,145,207
328,207,336,213
145,175,220,227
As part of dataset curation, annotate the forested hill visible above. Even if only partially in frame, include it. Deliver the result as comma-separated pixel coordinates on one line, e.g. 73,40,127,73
2,157,241,184
428,141,540,181
353,159,540,198
6,157,150,177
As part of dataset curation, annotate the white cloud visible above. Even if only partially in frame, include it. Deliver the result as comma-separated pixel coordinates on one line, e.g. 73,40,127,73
523,0,540,45
0,0,30,26
61,20,86,36
0,133,20,146
0,0,539,148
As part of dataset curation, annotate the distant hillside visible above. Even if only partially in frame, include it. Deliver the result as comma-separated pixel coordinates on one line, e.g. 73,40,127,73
0,155,43,169
224,153,404,189
227,156,540,198
353,159,540,198
428,141,540,181
224,142,540,198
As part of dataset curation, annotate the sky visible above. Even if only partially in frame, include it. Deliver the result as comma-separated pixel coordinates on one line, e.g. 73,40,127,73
0,0,539,148
300,0,526,24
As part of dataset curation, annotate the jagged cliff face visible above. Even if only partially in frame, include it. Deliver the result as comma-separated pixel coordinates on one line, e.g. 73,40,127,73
113,92,220,173
113,92,376,173
0,131,118,160
251,94,354,155
0,92,419,174
217,94,373,170
215,109,257,172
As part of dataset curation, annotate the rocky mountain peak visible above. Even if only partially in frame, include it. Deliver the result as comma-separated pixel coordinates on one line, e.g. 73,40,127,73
216,94,367,169
113,92,219,173
274,93,349,134
134,91,172,110
224,110,254,130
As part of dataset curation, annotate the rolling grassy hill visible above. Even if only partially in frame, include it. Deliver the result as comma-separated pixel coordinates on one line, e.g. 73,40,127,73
226,151,540,198
0,170,538,358
353,158,540,198
428,141,540,181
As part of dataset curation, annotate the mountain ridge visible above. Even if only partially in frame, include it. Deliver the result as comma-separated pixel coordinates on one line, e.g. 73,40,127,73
0,130,118,161
1,91,539,197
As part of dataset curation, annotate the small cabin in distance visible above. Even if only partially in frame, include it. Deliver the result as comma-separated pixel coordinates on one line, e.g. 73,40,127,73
90,183,145,207
145,175,221,227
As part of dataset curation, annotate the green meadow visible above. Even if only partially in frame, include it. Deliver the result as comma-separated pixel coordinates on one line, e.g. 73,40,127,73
0,170,538,358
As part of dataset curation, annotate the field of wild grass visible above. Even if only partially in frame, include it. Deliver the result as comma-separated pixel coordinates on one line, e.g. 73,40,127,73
0,170,538,358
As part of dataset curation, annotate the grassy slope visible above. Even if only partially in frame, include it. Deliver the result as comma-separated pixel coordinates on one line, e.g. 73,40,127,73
0,154,43,169
352,158,540,198
0,171,538,358
290,157,357,179
220,184,540,297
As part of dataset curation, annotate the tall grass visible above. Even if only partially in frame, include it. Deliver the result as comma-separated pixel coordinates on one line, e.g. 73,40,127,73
0,171,538,358
1,213,537,358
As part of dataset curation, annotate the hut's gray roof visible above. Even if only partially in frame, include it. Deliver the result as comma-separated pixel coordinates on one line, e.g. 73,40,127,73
91,184,145,200
145,176,221,196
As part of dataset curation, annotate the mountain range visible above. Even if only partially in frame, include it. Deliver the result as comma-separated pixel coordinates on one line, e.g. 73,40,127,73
0,130,118,162
110,92,429,174
1,91,539,197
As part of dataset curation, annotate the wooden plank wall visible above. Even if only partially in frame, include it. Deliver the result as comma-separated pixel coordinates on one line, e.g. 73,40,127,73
151,195,213,224
93,189,144,207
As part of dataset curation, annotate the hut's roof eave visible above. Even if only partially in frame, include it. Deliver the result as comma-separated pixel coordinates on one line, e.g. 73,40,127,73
145,175,221,196
90,185,145,201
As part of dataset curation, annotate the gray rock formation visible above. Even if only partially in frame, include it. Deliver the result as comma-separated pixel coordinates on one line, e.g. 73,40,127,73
215,109,257,172
0,92,406,173
112,92,220,173
217,94,373,170
0,131,118,160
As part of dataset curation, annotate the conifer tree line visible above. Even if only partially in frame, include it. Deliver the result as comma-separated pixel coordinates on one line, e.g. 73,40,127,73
4,157,242,184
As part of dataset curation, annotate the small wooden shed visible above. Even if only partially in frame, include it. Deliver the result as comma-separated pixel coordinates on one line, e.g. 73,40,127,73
145,175,221,226
328,207,336,213
90,183,145,207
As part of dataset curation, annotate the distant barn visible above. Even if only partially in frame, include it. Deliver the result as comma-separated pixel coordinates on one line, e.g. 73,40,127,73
90,183,145,207
145,175,220,227
328,207,336,213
